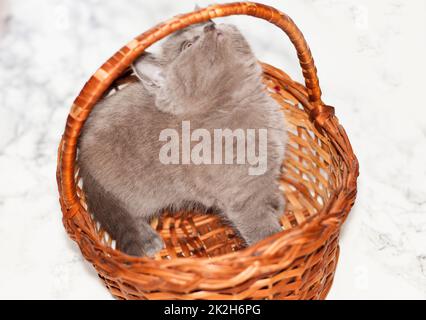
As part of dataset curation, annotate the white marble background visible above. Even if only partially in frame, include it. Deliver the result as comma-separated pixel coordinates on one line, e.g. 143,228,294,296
0,0,425,300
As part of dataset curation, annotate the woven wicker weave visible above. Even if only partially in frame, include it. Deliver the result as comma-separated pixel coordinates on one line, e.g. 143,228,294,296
56,2,359,300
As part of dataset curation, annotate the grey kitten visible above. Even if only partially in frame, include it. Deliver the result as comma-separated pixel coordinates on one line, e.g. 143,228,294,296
78,21,287,257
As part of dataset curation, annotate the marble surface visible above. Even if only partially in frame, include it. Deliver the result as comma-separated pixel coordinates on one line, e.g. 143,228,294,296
0,0,425,300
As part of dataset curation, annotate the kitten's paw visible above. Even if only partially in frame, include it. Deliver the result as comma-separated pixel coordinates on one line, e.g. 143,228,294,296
120,234,164,257
243,217,283,246
269,190,285,219
143,234,165,257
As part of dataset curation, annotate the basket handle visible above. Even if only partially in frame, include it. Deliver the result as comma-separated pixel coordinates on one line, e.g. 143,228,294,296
58,2,328,211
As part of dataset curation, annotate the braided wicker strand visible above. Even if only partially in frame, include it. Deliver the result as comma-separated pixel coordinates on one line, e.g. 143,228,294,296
56,2,359,300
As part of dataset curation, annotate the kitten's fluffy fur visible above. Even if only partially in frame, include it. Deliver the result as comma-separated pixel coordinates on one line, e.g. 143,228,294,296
78,21,287,256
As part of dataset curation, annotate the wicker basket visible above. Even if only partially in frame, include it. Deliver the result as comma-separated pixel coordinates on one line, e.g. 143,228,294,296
56,2,359,300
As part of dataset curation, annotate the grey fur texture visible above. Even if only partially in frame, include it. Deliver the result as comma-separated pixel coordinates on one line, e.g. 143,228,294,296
78,21,287,257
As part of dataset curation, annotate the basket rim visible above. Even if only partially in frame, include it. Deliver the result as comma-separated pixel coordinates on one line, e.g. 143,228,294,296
57,2,359,268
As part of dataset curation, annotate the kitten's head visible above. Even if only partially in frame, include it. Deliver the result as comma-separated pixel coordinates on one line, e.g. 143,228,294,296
133,21,262,115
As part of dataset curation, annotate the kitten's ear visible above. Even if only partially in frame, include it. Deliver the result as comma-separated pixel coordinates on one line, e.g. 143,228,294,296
132,52,165,94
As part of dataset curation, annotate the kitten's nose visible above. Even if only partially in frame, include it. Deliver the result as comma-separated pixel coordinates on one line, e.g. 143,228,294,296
203,22,216,33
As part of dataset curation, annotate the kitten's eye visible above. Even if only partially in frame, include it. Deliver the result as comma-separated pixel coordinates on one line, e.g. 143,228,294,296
181,41,193,51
